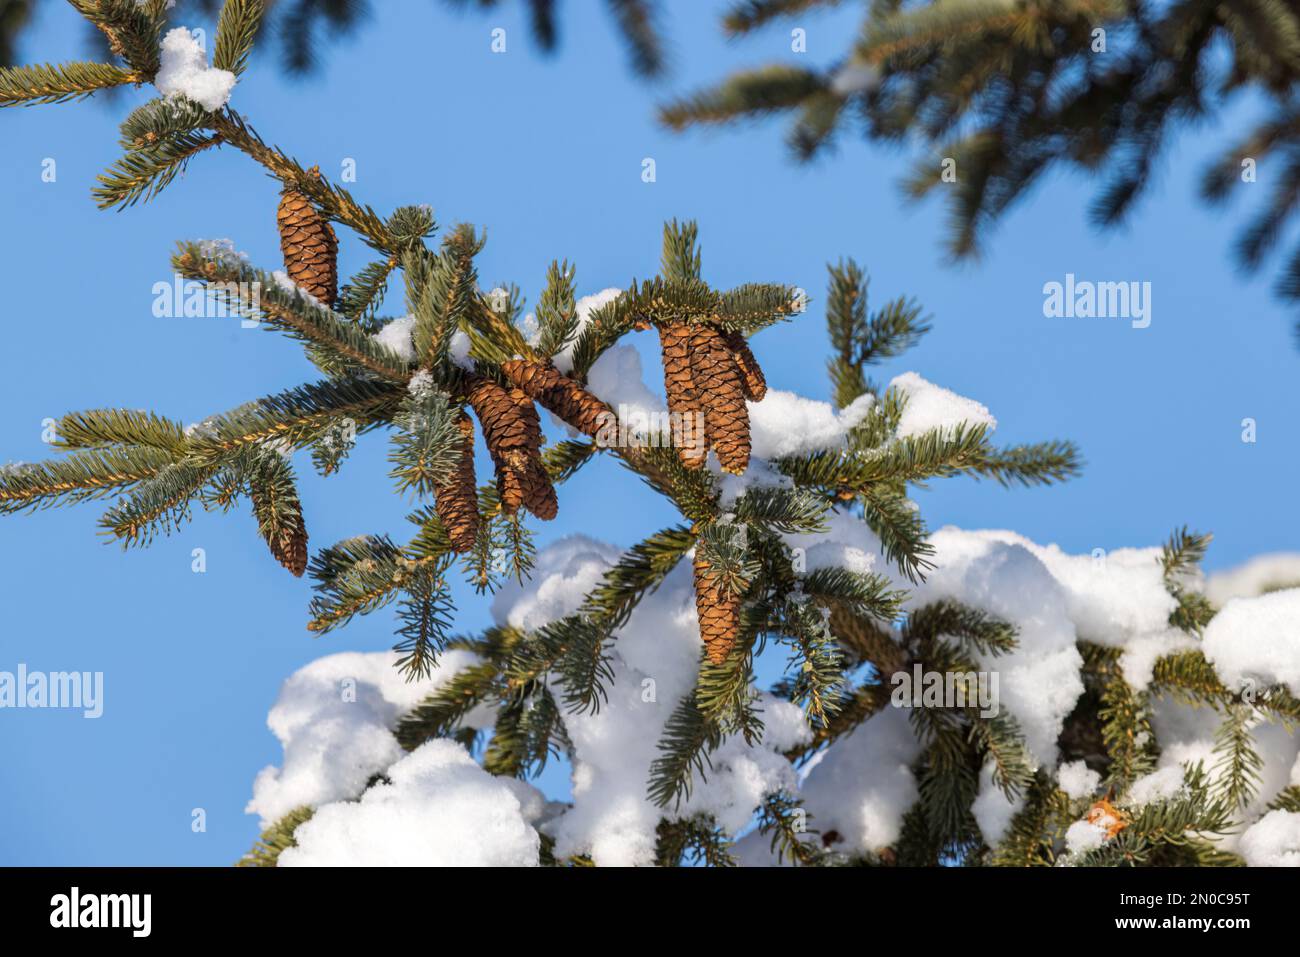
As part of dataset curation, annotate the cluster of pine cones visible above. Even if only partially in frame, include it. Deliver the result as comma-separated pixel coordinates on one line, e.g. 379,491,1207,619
657,322,766,475
276,180,770,664
657,318,769,664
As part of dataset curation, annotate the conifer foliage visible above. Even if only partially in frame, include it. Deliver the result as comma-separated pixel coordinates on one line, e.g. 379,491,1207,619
4,2,1300,868
660,0,1300,314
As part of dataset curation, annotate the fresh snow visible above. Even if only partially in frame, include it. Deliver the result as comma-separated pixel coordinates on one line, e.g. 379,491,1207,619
1206,553,1300,605
584,345,671,441
889,372,996,439
1125,766,1186,807
246,649,489,827
278,740,543,867
372,315,417,363
1239,810,1300,867
155,28,237,112
798,707,923,855
747,390,875,460
1202,588,1300,697
1064,818,1111,855
240,357,1300,865
248,525,1300,865
1057,760,1101,800
544,288,623,375
448,329,475,370
972,762,1025,845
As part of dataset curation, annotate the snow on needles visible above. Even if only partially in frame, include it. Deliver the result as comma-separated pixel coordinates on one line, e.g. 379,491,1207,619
278,740,544,867
491,535,809,865
1057,760,1101,800
247,521,1300,864
747,390,875,460
1202,588,1300,697
889,372,996,439
238,354,1300,864
540,288,624,375
1239,810,1300,867
1205,553,1300,605
246,649,490,827
372,315,417,363
155,28,237,112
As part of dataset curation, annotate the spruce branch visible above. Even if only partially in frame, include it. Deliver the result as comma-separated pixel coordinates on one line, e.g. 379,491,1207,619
534,259,580,359
214,0,267,77
183,377,401,465
172,243,413,381
118,97,209,150
236,806,313,867
723,0,840,36
388,388,461,499
964,440,1082,488
396,657,505,751
74,0,168,77
394,556,456,679
0,446,174,514
54,408,188,453
1211,704,1264,810
659,64,828,130
95,131,223,209
0,60,138,107
98,459,217,547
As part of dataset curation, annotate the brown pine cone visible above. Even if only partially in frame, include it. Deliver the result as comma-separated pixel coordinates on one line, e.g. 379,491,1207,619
689,324,751,475
693,552,743,665
722,329,767,402
269,512,309,578
464,375,556,520
465,376,541,454
519,453,559,520
277,170,338,308
435,411,481,553
494,451,529,514
500,359,612,439
657,323,708,469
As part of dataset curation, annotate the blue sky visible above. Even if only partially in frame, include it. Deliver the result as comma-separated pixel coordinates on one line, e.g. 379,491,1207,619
1,2,1296,865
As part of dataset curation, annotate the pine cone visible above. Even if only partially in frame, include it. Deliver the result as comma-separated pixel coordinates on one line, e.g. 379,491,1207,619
689,324,751,475
277,170,338,307
435,411,481,553
269,512,309,578
501,359,611,439
693,552,743,665
465,375,556,519
494,451,529,514
657,323,707,469
519,453,559,520
723,329,767,402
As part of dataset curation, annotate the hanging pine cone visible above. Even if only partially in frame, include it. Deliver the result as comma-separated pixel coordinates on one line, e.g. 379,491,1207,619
519,452,559,521
277,168,338,307
658,322,707,469
689,323,752,475
501,359,611,439
269,511,309,578
722,329,767,402
465,375,556,519
505,386,557,520
435,410,481,553
693,552,743,665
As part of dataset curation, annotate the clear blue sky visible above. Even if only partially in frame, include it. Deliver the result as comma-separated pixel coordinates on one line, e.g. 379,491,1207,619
1,2,1295,865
